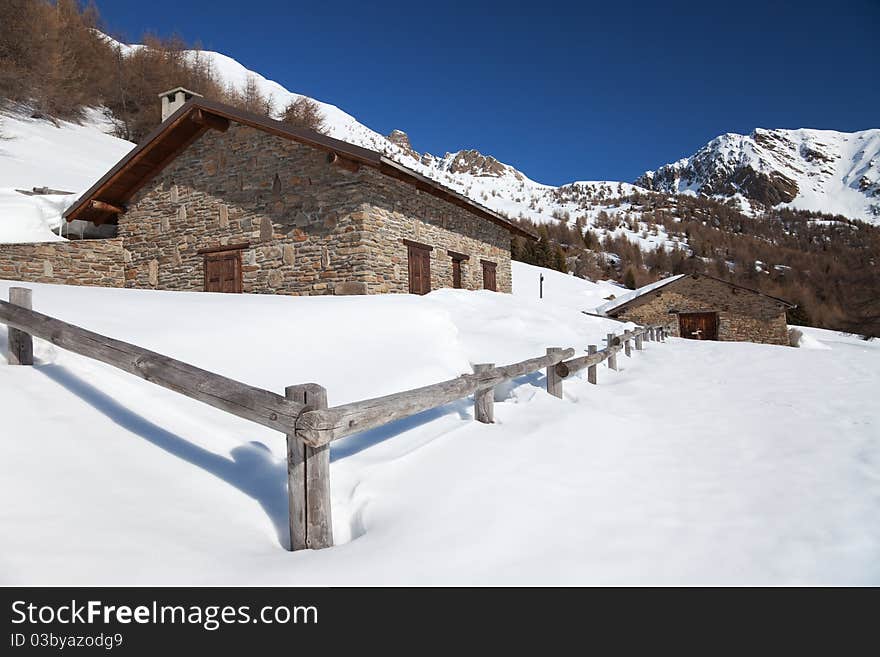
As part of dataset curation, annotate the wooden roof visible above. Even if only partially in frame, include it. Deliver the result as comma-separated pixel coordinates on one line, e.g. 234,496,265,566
603,273,795,316
64,98,537,239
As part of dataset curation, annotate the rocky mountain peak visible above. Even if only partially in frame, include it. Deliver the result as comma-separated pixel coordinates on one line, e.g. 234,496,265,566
442,149,519,179
387,129,414,154
636,128,880,219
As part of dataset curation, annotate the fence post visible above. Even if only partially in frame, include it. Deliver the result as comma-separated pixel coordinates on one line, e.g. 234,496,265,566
473,363,495,423
587,345,597,384
624,331,632,358
285,383,332,551
606,333,618,371
635,331,643,350
546,347,564,398
8,287,34,366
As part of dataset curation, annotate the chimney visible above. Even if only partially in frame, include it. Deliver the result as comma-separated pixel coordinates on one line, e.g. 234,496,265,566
158,87,202,122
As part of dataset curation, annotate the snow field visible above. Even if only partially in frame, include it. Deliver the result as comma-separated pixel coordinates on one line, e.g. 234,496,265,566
0,262,877,584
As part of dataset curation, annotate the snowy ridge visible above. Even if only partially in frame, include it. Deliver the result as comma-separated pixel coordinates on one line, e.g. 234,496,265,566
637,128,880,222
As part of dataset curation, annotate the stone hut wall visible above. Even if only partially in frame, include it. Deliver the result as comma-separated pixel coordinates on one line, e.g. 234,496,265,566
615,275,789,345
355,167,512,294
118,122,514,296
0,237,125,288
119,124,371,295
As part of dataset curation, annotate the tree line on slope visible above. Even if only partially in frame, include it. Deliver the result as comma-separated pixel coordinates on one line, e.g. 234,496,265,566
512,194,880,339
0,0,326,141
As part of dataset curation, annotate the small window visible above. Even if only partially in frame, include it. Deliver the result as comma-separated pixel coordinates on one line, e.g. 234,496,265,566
481,260,497,291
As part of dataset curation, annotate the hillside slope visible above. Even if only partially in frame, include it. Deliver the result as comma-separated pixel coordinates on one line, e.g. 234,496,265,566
0,107,134,242
1,262,877,585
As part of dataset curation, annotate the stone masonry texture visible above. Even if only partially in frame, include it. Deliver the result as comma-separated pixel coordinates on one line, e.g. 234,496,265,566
0,238,125,288
613,274,790,345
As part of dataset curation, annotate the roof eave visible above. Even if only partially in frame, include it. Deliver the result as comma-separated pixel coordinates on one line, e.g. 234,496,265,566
63,100,203,222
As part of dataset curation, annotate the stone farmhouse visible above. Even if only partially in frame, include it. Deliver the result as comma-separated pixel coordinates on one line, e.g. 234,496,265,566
599,273,794,345
1,90,535,296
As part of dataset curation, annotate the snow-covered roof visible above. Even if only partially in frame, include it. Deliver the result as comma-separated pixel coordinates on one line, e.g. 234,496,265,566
595,274,685,315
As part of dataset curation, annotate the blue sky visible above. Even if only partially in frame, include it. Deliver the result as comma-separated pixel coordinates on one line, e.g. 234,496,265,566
96,0,879,186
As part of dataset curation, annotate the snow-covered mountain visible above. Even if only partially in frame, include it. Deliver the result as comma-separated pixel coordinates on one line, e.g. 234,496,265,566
2,35,878,246
189,42,878,225
636,128,880,221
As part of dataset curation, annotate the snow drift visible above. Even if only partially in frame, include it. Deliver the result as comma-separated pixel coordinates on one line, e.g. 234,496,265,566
0,262,877,585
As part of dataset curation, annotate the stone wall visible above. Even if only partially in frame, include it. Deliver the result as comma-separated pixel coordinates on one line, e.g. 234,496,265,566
119,122,514,296
0,238,125,288
615,275,790,345
120,124,370,295
357,167,512,294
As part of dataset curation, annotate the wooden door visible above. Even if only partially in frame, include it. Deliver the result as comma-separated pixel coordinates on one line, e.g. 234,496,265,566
482,260,497,291
407,243,431,295
678,312,718,340
204,251,242,293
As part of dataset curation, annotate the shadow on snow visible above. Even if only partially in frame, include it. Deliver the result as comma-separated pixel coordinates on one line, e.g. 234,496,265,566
30,360,543,548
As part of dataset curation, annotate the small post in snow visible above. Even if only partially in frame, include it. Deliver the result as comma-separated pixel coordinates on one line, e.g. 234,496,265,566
539,273,544,300
8,287,34,366
473,363,495,423
546,347,564,398
606,333,618,371
587,345,598,385
635,331,644,351
624,331,632,358
285,383,333,551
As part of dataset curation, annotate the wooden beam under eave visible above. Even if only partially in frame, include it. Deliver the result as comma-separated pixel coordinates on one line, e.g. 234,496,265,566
191,109,230,132
326,151,361,173
89,199,124,214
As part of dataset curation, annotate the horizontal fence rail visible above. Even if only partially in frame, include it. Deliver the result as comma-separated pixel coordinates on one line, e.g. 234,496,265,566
294,347,576,446
1,286,668,553
0,295,307,434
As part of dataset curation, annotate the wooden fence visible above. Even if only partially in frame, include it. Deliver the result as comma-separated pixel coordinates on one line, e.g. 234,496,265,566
0,286,666,552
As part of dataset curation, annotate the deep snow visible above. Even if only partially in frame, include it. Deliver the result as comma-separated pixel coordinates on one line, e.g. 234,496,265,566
0,262,877,585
